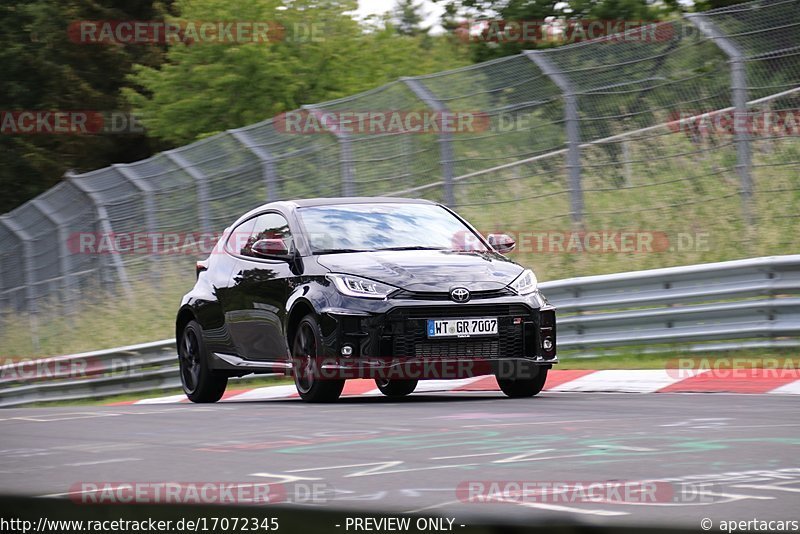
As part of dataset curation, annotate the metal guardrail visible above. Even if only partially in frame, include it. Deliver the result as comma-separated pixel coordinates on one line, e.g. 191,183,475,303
0,340,180,408
542,254,800,352
2,255,799,407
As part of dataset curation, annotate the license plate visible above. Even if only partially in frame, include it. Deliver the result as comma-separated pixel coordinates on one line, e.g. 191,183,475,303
427,317,498,338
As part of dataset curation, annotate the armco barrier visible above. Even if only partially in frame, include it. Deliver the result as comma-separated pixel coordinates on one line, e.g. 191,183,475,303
1,255,798,407
545,254,800,351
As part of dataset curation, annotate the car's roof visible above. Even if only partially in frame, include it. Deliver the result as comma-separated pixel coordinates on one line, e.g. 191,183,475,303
287,197,435,208
231,197,437,227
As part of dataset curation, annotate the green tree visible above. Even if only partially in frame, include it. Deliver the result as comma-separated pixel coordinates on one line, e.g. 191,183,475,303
392,0,430,36
124,0,469,145
693,0,754,11
434,0,676,62
0,0,168,214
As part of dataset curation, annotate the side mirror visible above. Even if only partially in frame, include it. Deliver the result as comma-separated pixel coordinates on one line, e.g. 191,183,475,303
487,233,516,254
251,238,290,258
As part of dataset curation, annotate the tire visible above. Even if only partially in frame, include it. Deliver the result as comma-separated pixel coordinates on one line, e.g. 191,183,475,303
375,378,418,397
179,320,228,403
497,367,549,398
292,314,345,403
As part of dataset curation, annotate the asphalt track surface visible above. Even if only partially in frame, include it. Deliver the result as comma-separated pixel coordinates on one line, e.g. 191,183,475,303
1,391,799,529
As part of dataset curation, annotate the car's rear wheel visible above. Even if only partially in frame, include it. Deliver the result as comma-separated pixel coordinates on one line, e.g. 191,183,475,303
179,320,227,403
292,314,345,403
375,378,418,397
497,367,549,398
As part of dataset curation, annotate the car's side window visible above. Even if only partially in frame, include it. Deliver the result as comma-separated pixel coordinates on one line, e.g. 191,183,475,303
241,213,294,258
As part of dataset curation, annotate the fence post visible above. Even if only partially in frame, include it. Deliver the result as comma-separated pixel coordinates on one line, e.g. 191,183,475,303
622,140,633,188
67,172,132,296
229,128,280,201
165,150,211,234
113,163,160,281
684,13,753,227
0,216,40,350
29,199,73,314
401,77,455,206
525,51,584,226
303,106,355,197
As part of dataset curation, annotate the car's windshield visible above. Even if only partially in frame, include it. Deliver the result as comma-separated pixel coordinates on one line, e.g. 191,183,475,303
297,203,488,253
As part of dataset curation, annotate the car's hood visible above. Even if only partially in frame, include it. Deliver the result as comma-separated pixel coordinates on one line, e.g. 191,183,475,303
315,250,524,292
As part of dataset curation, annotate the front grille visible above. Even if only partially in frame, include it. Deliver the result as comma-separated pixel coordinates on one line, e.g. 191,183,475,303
392,288,515,301
388,304,530,320
384,305,530,359
415,340,500,358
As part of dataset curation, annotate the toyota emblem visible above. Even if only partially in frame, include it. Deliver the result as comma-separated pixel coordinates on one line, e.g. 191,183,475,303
450,287,470,303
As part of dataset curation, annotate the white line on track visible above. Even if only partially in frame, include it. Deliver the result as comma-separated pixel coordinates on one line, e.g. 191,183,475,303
733,483,800,493
12,412,122,422
40,481,280,499
492,498,630,516
282,461,482,478
429,452,506,460
64,457,141,467
768,380,800,395
404,496,628,517
462,417,623,428
588,444,657,452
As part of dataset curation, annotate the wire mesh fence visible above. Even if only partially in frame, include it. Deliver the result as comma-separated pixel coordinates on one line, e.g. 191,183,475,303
1,0,798,351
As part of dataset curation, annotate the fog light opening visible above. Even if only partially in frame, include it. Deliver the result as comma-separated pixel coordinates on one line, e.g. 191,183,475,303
341,344,354,357
542,337,553,351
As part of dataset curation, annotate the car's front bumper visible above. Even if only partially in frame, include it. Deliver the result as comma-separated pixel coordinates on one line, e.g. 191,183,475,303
314,290,556,379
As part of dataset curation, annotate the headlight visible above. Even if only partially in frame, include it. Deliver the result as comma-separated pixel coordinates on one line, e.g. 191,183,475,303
509,268,538,295
326,274,398,299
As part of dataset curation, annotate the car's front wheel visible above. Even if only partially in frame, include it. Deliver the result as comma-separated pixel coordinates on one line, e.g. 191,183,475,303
375,378,418,397
497,367,549,398
292,314,345,403
179,320,228,403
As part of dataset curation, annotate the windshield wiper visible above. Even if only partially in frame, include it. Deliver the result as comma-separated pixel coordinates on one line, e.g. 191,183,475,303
313,248,375,254
373,246,449,251
314,246,450,254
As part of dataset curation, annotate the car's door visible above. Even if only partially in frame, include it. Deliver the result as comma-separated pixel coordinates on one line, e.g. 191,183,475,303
223,211,297,362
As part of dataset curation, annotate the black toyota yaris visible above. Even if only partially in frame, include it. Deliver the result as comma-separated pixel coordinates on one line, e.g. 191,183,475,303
176,197,556,403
